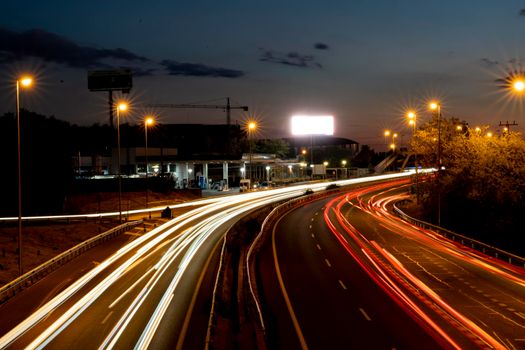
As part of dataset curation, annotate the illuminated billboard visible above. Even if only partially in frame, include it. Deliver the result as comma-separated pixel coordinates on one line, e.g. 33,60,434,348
291,115,334,135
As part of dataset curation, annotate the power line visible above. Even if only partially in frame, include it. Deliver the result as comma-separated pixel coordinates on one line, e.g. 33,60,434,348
498,120,518,132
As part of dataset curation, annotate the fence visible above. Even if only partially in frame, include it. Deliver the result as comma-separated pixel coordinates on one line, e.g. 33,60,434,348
0,220,142,304
393,202,525,268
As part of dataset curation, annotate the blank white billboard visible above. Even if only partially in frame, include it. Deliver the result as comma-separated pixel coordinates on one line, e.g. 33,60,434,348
291,115,334,135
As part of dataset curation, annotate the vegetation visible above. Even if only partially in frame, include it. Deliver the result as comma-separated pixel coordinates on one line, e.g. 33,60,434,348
254,138,291,158
410,116,525,255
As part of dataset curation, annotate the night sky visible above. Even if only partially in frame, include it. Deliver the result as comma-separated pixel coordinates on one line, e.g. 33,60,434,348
2,0,525,149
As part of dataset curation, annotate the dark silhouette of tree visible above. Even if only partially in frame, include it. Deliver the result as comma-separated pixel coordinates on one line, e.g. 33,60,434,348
409,116,525,255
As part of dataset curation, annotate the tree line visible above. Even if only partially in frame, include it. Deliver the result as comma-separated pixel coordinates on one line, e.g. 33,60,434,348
411,115,525,255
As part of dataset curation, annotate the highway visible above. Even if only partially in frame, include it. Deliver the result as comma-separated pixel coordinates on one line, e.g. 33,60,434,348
0,172,415,349
256,179,525,349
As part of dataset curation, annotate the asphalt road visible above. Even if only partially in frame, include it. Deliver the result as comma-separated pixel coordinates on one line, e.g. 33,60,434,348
0,172,424,349
257,179,525,349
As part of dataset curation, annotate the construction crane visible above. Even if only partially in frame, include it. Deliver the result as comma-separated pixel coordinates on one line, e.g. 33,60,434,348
146,97,248,126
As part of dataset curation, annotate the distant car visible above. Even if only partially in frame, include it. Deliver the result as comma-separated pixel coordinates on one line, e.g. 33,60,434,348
260,181,273,189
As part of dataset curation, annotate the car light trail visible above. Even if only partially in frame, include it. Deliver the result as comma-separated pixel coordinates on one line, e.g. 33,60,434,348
1,172,421,349
322,182,523,350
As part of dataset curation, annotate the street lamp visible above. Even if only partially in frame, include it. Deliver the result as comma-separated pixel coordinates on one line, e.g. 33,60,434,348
407,110,419,203
116,101,128,223
512,78,525,93
384,130,391,149
429,100,442,226
247,121,257,183
341,159,347,179
265,166,270,181
16,75,33,276
144,116,154,217
392,132,398,151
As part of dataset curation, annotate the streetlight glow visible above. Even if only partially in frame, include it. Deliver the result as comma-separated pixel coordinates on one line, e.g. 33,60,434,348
118,102,128,112
20,77,33,87
384,130,390,137
429,101,439,110
513,79,525,93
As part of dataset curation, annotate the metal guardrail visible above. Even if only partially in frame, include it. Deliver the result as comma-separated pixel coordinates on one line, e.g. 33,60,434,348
393,202,525,268
0,220,143,304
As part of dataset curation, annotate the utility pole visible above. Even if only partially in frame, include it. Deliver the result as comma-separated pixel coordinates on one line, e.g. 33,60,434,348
499,120,518,133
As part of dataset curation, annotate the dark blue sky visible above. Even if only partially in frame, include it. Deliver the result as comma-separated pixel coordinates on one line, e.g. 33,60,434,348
2,0,525,148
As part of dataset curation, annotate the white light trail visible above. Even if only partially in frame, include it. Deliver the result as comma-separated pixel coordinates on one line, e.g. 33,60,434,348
0,172,417,349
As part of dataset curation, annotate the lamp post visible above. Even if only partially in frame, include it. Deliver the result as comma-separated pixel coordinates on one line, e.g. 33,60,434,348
341,159,347,179
247,121,256,184
16,76,33,276
116,102,128,223
392,132,398,150
407,111,419,203
429,101,442,226
265,166,270,182
384,130,391,150
144,116,154,218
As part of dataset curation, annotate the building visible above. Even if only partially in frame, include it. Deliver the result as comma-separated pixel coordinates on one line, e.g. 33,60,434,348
73,123,360,188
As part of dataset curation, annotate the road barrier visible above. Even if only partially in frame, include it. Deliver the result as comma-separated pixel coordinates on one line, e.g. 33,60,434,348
393,202,525,269
0,220,142,304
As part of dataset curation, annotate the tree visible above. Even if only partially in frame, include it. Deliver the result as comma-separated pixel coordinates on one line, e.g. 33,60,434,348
409,116,525,254
254,139,291,159
444,130,525,207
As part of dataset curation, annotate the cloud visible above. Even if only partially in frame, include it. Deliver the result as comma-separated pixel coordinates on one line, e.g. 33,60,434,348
520,9,525,16
160,60,245,78
128,67,157,77
259,49,322,68
480,58,499,67
314,42,329,50
0,28,242,79
0,28,149,68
